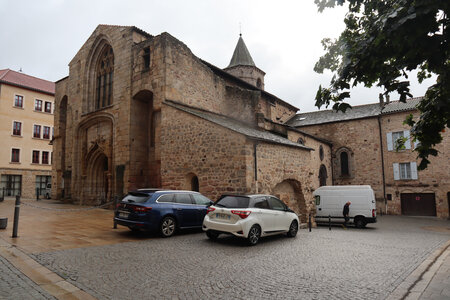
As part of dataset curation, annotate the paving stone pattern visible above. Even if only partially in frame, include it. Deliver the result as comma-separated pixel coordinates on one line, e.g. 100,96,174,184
33,216,450,300
0,256,55,300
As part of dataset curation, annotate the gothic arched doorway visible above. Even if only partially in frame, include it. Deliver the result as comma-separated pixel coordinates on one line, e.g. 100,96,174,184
86,146,110,204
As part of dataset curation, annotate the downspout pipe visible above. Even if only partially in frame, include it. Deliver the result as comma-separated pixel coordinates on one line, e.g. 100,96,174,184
253,142,258,193
377,116,387,214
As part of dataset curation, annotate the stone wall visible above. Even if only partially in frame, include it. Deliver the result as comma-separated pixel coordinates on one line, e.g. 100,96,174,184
380,111,450,218
160,105,248,201
298,117,385,201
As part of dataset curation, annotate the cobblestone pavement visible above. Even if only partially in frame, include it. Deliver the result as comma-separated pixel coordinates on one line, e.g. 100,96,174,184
31,216,449,300
0,256,55,300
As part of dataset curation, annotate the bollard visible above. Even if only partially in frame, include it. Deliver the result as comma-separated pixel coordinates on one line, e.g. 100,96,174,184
308,213,312,232
36,187,40,201
113,196,118,229
328,215,331,231
12,195,20,238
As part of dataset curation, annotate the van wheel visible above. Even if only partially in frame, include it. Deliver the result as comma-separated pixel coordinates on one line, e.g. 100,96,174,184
354,217,366,229
287,220,298,237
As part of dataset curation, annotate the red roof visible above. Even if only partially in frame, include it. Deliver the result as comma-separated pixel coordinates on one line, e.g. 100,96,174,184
0,69,55,95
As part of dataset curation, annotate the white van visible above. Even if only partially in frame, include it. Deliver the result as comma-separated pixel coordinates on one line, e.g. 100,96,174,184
313,185,377,228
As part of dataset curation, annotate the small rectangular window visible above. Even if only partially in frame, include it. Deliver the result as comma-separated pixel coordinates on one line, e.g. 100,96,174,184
13,121,22,136
33,125,41,138
32,150,40,164
42,151,49,164
14,95,23,107
399,163,411,179
35,99,43,111
11,148,20,162
315,195,320,205
44,101,52,113
386,194,392,201
43,126,50,139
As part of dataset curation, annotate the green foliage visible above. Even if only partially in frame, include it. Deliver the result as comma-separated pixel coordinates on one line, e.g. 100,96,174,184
315,0,450,170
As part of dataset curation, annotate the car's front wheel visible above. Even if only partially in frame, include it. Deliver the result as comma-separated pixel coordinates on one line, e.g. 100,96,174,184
206,230,219,240
247,225,261,246
287,220,298,237
160,216,176,237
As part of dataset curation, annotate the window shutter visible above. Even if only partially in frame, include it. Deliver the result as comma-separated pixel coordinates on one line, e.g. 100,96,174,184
387,132,393,151
404,130,411,149
410,162,418,180
393,163,400,180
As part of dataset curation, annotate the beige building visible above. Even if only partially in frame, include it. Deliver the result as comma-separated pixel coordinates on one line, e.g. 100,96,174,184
0,69,54,198
52,25,332,222
287,97,450,218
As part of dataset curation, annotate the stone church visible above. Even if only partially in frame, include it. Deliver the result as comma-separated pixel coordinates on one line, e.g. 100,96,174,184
52,25,332,221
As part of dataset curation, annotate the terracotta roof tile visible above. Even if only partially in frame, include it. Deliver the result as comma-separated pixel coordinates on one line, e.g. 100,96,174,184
0,69,55,95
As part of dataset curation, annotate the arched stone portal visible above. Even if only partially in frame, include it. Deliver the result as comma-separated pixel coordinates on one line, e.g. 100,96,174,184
75,113,114,205
85,146,110,204
272,179,306,222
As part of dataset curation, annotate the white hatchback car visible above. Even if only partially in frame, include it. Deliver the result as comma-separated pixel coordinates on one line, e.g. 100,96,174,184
202,194,299,245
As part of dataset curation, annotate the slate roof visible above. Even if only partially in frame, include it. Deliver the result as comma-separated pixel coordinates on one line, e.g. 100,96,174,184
0,69,55,95
164,100,312,150
286,103,381,127
287,97,423,127
382,97,421,114
227,35,256,68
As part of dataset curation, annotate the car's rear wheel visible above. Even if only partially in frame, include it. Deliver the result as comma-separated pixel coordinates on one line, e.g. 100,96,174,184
160,216,176,237
247,225,261,246
287,220,298,237
206,230,219,240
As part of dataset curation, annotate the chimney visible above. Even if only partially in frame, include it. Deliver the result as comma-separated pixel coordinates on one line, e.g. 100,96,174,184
379,93,384,107
386,94,390,104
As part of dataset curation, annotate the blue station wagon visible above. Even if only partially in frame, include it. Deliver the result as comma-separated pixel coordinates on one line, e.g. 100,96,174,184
114,189,214,237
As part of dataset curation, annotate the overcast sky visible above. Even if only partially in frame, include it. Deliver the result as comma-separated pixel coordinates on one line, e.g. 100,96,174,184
0,0,434,112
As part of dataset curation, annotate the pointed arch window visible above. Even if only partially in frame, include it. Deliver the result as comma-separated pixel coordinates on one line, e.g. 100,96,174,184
340,152,349,176
95,45,114,110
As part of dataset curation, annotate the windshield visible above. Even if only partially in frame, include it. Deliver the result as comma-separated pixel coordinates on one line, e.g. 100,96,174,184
121,192,151,203
215,196,249,208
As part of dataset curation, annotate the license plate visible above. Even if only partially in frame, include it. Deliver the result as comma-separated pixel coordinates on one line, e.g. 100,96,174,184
118,211,129,218
215,213,230,220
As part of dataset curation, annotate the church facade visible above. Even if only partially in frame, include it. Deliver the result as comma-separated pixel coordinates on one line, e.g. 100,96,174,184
52,25,332,221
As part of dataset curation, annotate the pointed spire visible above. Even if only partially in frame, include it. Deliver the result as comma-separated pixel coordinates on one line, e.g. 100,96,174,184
227,35,256,68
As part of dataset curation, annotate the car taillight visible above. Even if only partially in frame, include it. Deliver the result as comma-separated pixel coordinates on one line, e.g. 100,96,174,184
133,206,152,212
207,207,216,214
372,209,376,218
231,210,251,219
